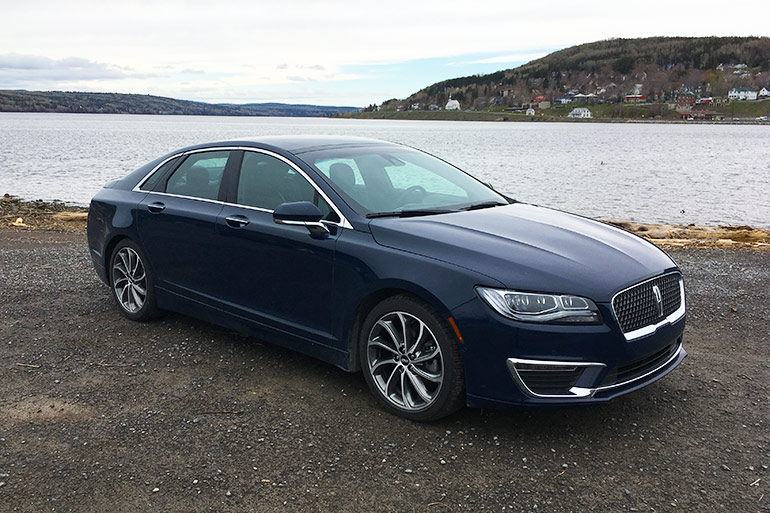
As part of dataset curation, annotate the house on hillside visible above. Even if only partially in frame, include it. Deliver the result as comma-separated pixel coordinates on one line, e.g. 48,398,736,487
759,87,770,98
526,107,536,116
445,98,460,110
532,95,547,103
676,91,696,112
555,96,572,105
411,103,420,110
728,88,758,101
428,104,440,111
572,93,597,103
695,97,713,105
624,94,646,103
568,107,592,119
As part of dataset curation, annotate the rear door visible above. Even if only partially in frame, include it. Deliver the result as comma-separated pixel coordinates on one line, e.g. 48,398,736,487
137,149,234,302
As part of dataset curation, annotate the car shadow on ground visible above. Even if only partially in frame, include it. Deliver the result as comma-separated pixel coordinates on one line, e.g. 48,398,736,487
153,309,689,437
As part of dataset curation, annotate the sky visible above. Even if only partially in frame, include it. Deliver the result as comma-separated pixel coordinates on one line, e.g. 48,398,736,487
1,0,769,107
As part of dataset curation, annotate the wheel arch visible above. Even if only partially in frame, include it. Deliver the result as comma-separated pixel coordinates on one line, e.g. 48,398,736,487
343,282,454,373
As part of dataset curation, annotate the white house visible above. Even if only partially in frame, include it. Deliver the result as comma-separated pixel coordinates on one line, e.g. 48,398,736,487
728,88,758,101
759,87,770,98
525,107,536,116
568,107,592,119
445,98,460,110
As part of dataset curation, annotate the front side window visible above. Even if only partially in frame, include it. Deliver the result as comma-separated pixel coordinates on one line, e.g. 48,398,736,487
302,146,507,215
236,151,338,222
165,151,229,201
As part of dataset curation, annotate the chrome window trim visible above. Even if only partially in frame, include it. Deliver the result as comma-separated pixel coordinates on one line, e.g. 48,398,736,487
131,146,352,229
507,341,684,399
611,271,686,341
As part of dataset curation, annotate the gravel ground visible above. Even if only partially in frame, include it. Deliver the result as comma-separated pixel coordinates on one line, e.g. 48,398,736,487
0,230,767,513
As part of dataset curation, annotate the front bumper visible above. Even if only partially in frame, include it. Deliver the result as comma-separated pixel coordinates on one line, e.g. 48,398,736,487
451,298,687,408
506,340,685,400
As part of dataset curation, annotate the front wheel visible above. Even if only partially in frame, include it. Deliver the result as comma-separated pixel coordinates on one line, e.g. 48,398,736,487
109,239,159,321
360,295,465,421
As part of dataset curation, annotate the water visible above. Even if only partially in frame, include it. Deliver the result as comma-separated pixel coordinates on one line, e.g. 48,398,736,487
1,112,768,227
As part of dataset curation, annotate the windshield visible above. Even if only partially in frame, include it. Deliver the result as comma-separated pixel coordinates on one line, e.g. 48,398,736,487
299,145,508,217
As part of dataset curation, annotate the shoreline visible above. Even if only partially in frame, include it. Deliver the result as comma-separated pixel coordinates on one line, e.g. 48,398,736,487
2,194,768,250
340,110,770,125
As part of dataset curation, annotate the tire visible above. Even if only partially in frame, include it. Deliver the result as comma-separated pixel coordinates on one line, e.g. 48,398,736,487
109,239,159,322
359,294,465,421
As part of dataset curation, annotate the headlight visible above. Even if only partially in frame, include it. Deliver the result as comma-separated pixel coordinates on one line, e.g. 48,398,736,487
476,287,602,324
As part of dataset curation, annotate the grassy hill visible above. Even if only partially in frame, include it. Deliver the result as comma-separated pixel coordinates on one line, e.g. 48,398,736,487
380,36,770,111
0,90,359,117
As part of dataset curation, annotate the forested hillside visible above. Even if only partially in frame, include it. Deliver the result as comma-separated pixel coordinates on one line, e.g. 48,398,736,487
0,90,358,117
383,37,770,110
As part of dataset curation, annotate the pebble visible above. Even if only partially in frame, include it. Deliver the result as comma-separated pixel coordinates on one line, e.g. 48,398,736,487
152,487,159,493
226,491,232,497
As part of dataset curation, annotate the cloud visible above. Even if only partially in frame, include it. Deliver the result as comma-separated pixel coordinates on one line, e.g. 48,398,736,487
0,53,150,86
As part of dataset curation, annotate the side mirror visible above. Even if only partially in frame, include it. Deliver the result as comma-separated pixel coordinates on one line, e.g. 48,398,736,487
273,201,329,235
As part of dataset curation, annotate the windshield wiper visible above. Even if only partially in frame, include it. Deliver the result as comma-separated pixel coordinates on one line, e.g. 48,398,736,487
366,208,456,219
461,201,508,211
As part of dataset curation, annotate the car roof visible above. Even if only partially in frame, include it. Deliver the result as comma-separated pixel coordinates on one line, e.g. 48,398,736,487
177,135,402,155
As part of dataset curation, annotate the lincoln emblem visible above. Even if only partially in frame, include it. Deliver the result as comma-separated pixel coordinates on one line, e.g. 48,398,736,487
652,284,664,318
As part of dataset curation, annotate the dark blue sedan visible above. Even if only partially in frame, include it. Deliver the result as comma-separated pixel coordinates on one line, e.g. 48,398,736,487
87,136,686,421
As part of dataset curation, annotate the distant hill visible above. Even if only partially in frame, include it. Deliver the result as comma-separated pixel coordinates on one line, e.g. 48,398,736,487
383,36,770,110
0,90,359,117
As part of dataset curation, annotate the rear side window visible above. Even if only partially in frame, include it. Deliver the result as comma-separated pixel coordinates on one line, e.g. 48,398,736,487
139,157,178,191
165,151,229,200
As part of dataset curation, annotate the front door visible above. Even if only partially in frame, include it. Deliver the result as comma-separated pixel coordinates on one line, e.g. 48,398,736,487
214,150,341,342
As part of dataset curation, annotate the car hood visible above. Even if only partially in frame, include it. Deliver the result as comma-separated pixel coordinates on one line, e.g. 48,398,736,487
368,203,677,302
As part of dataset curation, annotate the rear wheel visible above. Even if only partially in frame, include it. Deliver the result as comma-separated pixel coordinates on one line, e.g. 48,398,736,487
360,295,465,421
109,239,159,321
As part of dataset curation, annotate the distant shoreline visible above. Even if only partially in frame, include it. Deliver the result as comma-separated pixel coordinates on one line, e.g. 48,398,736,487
2,195,768,250
340,110,770,125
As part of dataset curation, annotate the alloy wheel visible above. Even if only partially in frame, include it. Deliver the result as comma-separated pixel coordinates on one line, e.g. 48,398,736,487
366,311,444,411
111,247,147,314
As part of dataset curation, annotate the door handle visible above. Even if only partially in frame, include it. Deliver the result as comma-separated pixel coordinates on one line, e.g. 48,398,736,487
225,215,250,228
147,202,166,213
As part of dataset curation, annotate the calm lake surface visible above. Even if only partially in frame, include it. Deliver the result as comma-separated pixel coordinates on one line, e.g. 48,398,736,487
1,112,768,227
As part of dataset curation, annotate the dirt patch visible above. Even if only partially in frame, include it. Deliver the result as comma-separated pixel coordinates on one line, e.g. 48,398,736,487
1,194,88,231
2,397,91,422
608,220,770,250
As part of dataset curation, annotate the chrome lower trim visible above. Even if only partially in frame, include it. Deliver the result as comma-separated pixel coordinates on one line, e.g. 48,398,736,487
506,358,605,399
507,341,684,399
590,341,683,393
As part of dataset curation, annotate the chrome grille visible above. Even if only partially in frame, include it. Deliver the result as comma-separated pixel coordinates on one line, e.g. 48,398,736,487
613,273,682,334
